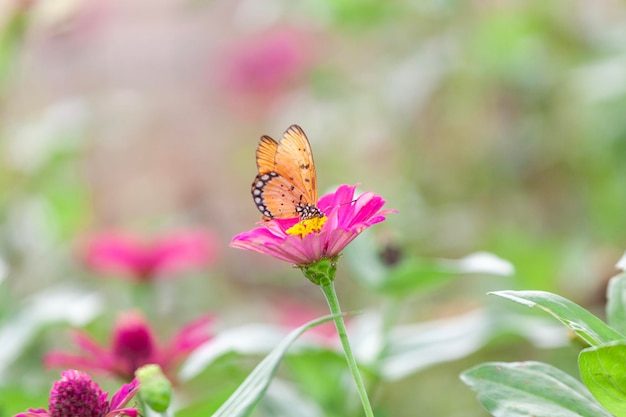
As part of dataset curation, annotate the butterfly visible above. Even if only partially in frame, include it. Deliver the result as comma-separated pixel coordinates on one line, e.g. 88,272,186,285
251,125,323,221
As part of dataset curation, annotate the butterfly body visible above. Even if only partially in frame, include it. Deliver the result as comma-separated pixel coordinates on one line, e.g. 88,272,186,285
251,125,323,220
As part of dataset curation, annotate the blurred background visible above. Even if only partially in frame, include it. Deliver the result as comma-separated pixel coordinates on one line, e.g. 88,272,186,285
1,0,626,416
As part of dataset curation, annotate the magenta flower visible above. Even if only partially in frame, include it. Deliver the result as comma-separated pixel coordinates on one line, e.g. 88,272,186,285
230,184,396,266
83,230,217,281
45,311,214,382
14,369,139,417
223,28,312,97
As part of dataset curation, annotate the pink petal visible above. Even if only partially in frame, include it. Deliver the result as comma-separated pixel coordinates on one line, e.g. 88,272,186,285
349,193,387,226
318,184,357,211
13,409,50,417
163,315,214,359
43,352,113,374
263,240,312,264
107,409,139,417
109,378,139,410
83,233,148,276
72,330,113,359
325,229,358,257
149,231,217,275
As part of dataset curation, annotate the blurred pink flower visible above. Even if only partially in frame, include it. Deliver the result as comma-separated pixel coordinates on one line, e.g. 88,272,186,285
83,230,217,281
230,184,396,266
223,28,312,97
219,28,315,119
14,369,139,417
45,311,214,382
277,302,339,345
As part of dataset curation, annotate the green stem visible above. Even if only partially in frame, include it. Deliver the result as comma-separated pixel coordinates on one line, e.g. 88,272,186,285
320,280,375,417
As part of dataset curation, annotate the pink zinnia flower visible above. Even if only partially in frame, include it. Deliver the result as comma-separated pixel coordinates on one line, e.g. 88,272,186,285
14,369,139,417
230,184,396,266
45,311,214,382
82,230,217,281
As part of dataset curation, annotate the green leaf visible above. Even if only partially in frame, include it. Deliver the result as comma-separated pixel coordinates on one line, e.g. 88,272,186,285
210,314,339,417
0,3,30,89
606,272,626,335
491,290,624,346
379,308,568,381
461,361,613,417
579,342,626,417
345,231,513,296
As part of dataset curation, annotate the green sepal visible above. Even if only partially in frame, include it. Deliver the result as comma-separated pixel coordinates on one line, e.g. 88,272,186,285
299,256,339,286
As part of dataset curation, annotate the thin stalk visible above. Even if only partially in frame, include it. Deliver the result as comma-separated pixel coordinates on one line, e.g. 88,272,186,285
320,280,375,417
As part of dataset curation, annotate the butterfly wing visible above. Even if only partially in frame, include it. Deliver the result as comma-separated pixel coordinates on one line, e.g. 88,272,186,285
251,172,303,219
255,135,279,174
272,125,318,204
251,125,319,220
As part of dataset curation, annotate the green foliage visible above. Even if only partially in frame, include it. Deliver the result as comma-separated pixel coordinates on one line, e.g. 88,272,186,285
463,263,626,417
491,290,624,346
607,271,626,335
0,3,30,91
210,314,339,417
579,342,626,417
461,361,612,417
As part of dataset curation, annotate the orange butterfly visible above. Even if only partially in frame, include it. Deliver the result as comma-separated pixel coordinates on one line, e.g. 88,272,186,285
251,125,323,220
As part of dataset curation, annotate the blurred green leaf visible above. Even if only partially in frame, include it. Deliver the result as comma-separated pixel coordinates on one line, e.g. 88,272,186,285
210,314,339,417
0,287,102,382
379,308,568,381
285,350,352,417
380,251,513,295
378,257,461,294
0,386,48,417
258,378,326,417
315,0,399,28
0,3,30,89
579,342,626,417
606,271,626,336
491,290,624,346
176,352,251,417
461,361,613,417
346,231,512,296
180,324,295,381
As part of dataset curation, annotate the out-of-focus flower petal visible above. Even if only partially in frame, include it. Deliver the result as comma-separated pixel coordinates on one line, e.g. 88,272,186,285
13,409,49,417
45,312,215,383
163,314,214,357
82,230,218,281
109,378,140,410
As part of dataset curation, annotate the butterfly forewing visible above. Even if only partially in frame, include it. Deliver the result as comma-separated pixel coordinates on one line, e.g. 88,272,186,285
272,125,318,204
250,125,320,220
255,136,279,174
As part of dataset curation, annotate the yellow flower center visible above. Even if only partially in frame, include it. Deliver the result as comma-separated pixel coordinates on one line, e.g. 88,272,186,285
286,216,328,237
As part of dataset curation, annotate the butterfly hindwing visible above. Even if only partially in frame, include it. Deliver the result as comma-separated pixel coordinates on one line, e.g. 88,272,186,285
251,172,307,219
